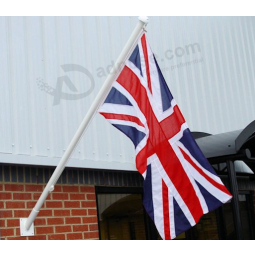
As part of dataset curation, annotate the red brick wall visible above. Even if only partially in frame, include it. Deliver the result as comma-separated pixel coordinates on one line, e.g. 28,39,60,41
0,183,99,240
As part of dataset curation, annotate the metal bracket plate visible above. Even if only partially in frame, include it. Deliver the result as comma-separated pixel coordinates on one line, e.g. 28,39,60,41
20,218,35,236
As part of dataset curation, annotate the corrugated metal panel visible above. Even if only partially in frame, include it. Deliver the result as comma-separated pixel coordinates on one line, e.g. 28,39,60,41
0,17,12,154
0,16,254,170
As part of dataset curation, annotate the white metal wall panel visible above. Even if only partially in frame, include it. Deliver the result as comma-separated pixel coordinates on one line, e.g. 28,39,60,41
7,17,32,155
0,16,254,170
0,17,12,154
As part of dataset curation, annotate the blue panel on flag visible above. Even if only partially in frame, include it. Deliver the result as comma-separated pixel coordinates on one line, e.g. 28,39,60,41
104,87,132,106
180,128,218,176
154,56,173,111
195,181,223,212
113,124,145,148
173,198,192,237
143,164,154,221
129,45,143,76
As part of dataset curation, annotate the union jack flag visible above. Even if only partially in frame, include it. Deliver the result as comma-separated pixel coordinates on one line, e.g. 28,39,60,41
99,33,232,239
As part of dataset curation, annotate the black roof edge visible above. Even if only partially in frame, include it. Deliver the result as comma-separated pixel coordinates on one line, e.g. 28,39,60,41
192,120,255,174
191,132,212,139
235,120,255,152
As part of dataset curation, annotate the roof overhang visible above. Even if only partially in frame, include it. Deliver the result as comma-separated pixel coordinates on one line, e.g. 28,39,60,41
193,120,255,174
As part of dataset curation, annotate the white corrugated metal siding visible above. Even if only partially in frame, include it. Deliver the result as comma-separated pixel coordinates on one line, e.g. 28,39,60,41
0,16,254,170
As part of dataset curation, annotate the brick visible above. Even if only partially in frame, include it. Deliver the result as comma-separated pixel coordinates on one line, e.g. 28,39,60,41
8,236,27,240
5,184,24,192
89,224,98,231
0,202,4,208
1,228,14,236
48,234,66,240
33,193,44,200
80,186,95,193
38,209,53,217
81,201,96,208
52,193,69,200
7,219,19,227
86,194,96,201
65,217,81,224
83,231,99,239
0,210,13,217
15,227,21,236
25,185,43,192
47,217,64,225
70,194,85,200
73,225,88,232
55,225,72,233
27,201,45,209
62,186,79,193
0,185,3,191
26,201,36,209
67,233,83,240
53,185,62,192
13,210,30,218
6,201,26,209
54,209,71,217
64,201,80,208
28,235,47,240
72,209,87,216
13,193,31,200
36,226,54,235
46,201,63,208
0,219,5,227
82,217,97,224
0,192,12,200
88,209,97,216
34,218,46,225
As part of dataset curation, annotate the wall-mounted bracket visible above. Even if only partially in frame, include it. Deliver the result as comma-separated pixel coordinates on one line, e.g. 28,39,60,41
20,218,34,236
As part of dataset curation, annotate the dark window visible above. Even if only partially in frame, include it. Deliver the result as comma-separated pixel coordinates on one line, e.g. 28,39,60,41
186,211,219,240
220,191,255,239
96,187,147,240
95,187,255,240
238,192,255,239
222,200,236,239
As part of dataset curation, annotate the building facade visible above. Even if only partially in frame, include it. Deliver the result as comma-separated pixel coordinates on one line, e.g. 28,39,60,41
0,16,255,240
1,162,255,240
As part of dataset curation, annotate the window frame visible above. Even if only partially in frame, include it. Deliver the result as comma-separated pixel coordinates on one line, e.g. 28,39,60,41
95,186,153,240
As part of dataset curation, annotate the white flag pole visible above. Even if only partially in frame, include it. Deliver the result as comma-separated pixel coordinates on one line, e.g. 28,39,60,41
20,16,149,236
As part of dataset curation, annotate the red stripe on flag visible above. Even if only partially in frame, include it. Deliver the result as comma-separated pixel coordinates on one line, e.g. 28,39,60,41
160,105,186,140
141,34,152,94
100,112,145,128
179,147,232,197
162,180,171,240
136,141,154,175
117,66,204,223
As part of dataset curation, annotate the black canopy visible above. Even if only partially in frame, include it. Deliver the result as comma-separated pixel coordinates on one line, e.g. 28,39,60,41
192,120,255,174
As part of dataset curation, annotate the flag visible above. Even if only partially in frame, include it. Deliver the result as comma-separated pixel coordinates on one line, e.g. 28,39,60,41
98,33,232,240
